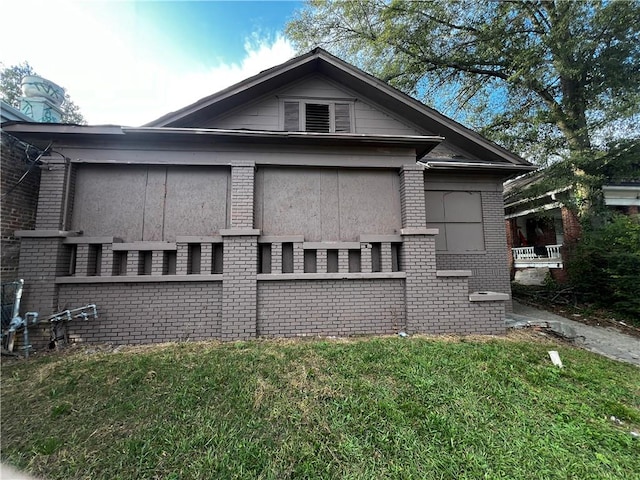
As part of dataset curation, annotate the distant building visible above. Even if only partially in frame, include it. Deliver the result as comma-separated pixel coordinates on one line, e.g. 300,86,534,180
1,75,65,281
504,170,639,285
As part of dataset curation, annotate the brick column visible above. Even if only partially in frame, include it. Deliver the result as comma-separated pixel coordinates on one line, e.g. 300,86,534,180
230,161,255,229
176,243,189,274
380,242,393,272
200,243,213,275
151,251,166,275
271,243,282,274
293,242,304,273
36,157,72,230
316,249,328,273
221,161,259,340
100,243,114,276
400,164,427,228
399,164,437,332
361,244,372,273
15,155,75,348
560,206,581,270
338,249,349,273
74,244,91,276
16,235,72,348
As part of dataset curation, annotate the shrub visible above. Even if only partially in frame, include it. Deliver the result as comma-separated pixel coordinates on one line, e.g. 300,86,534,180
567,214,640,319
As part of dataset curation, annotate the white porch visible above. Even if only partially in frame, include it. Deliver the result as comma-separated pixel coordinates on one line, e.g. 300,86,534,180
512,244,563,268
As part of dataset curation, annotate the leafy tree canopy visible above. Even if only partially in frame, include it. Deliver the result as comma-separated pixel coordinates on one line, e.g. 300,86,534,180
287,0,640,167
1,62,86,124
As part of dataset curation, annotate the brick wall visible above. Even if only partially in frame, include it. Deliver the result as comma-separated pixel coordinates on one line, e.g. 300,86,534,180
57,282,222,345
13,155,510,347
561,206,581,246
419,278,506,335
1,138,41,281
18,238,71,317
400,165,426,227
435,191,513,311
230,162,255,228
36,157,70,229
222,235,258,340
257,279,405,336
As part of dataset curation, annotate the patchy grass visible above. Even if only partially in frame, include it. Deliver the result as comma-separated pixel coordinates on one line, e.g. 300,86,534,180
2,334,639,479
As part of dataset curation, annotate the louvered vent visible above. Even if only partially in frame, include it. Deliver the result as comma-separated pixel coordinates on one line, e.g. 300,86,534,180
305,103,330,132
284,101,300,131
334,103,351,132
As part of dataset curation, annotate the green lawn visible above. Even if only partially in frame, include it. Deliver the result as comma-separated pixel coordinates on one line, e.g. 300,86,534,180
2,333,639,479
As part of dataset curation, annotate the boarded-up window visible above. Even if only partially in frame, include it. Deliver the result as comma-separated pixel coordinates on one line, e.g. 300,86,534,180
284,101,300,131
305,103,330,132
334,103,351,132
425,191,485,252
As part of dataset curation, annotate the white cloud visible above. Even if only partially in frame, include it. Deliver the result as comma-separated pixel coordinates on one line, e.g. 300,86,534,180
1,1,295,126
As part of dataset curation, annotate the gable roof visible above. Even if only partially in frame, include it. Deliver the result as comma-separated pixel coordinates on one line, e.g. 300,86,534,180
146,48,534,169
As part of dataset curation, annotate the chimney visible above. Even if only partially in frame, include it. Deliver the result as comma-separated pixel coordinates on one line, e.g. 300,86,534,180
20,75,65,123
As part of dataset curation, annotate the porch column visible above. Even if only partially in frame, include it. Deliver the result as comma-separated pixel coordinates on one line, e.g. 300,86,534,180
16,156,76,348
399,164,437,333
221,160,259,340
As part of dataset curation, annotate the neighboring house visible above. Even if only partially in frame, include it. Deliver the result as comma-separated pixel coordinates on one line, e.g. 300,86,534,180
504,171,640,283
1,76,66,282
3,48,534,346
1,102,42,281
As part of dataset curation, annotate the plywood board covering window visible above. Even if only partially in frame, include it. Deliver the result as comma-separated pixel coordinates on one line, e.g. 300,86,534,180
256,167,401,241
284,101,300,131
71,165,229,242
425,191,485,252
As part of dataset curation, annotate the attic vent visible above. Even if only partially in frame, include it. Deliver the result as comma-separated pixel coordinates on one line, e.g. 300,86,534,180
305,103,330,132
334,103,351,133
284,101,300,131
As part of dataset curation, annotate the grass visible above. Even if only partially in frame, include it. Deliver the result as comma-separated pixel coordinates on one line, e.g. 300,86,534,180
2,333,639,479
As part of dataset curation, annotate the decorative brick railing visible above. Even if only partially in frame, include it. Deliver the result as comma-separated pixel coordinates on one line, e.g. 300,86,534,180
257,235,402,277
60,236,223,282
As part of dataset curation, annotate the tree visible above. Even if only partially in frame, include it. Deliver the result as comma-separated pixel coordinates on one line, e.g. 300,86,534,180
286,0,640,166
0,62,86,124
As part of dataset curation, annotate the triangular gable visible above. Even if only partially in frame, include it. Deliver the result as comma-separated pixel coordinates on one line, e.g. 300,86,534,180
146,48,532,167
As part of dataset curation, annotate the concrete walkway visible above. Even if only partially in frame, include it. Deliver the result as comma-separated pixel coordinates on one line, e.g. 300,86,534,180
507,301,640,367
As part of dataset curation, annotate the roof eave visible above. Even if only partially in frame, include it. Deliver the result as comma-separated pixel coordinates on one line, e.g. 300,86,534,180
421,160,537,174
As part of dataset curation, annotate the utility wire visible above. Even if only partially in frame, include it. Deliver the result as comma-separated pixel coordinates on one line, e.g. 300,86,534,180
1,140,53,199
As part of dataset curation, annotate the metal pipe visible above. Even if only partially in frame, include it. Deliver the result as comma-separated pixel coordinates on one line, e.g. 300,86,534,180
11,279,24,320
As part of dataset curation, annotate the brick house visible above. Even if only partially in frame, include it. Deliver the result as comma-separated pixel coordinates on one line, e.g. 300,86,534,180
2,75,67,282
1,101,42,282
504,170,640,284
3,49,535,345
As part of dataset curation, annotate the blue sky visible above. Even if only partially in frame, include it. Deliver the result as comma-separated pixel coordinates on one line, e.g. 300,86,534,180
2,1,303,125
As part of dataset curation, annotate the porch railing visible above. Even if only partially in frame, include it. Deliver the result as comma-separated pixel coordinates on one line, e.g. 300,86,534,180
258,235,402,275
64,236,223,277
512,244,563,267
